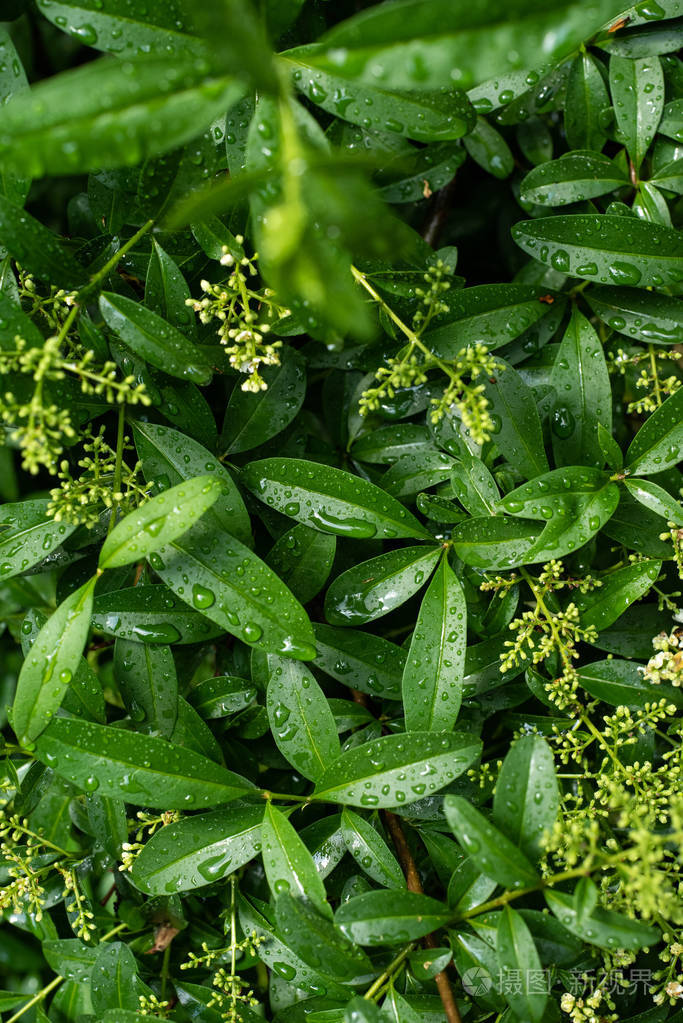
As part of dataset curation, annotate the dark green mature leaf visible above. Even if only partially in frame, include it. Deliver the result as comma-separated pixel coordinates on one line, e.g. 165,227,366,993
493,735,559,861
444,795,540,890
403,555,467,733
100,293,213,385
188,676,256,719
0,500,75,580
483,359,548,479
624,478,683,525
0,56,242,177
99,475,222,569
265,525,336,605
336,890,452,945
145,240,197,337
497,906,548,1023
13,576,96,745
340,808,405,889
317,0,629,92
575,560,661,631
585,285,683,345
450,451,499,516
221,348,306,454
151,519,317,658
133,421,252,548
33,717,254,807
610,55,664,170
42,940,98,983
312,624,405,699
452,516,541,570
463,117,514,178
92,584,223,644
564,51,610,151
274,894,373,979
262,803,329,915
626,387,683,475
512,214,683,287
242,457,430,540
381,449,455,498
315,730,481,808
424,284,552,358
545,889,659,950
266,654,340,781
113,639,178,738
37,0,203,58
324,545,441,626
0,196,84,287
577,659,683,709
550,308,612,469
0,29,29,206
91,942,142,1014
130,804,264,893
520,151,628,206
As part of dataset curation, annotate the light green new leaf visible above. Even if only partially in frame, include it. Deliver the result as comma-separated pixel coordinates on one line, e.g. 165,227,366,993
99,475,223,570
609,54,664,170
130,804,264,894
266,654,340,781
100,292,213,385
324,546,441,626
512,214,683,288
444,795,540,890
497,907,548,1023
626,388,683,475
550,308,612,469
33,717,254,807
315,731,482,808
13,576,97,745
493,735,559,861
403,556,467,733
262,803,329,916
242,457,430,540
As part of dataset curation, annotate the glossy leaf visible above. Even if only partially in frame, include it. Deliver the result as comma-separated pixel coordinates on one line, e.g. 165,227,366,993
13,576,96,745
262,803,329,915
444,795,540,890
482,359,549,479
113,639,178,738
314,730,482,808
90,943,142,1014
242,457,430,540
564,51,610,152
188,676,257,719
99,475,222,569
521,151,628,206
266,654,340,781
130,804,263,894
575,560,661,631
626,387,683,475
335,889,452,945
0,500,76,580
424,284,552,358
100,292,213,385
92,584,223,644
545,889,659,950
265,524,336,605
452,516,541,570
144,240,197,337
585,285,683,346
512,214,683,288
221,347,306,454
577,659,683,709
624,478,683,525
0,195,84,287
340,808,405,889
38,0,201,57
312,624,405,700
493,735,559,861
33,717,254,807
450,452,499,516
403,555,467,732
274,894,372,980
324,545,441,626
610,55,664,170
496,906,548,1023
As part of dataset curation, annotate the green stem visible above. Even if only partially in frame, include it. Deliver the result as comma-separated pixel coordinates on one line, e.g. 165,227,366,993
106,404,126,537
78,219,155,299
363,942,415,1001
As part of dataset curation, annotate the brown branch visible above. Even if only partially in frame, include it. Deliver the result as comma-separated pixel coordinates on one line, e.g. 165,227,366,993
421,175,459,249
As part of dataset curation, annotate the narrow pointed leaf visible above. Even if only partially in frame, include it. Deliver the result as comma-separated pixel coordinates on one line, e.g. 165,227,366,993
0,500,76,580
493,735,559,861
266,654,340,781
444,795,540,890
335,890,452,945
262,803,329,915
626,388,683,475
609,54,664,170
496,906,548,1023
341,808,405,889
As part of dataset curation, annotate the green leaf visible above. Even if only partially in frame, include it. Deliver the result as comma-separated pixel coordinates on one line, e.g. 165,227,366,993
262,803,329,915
550,308,612,469
188,676,257,719
463,117,514,178
496,906,548,1023
312,624,405,700
317,0,629,92
99,475,223,570
610,54,664,170
99,292,213,385
92,584,223,645
91,943,142,1014
324,546,441,626
132,421,252,549
38,0,203,58
586,285,683,346
286,47,475,140
0,56,242,177
402,555,467,732
265,524,336,605
450,452,500,516
130,803,264,894
0,29,29,206
626,388,683,475
145,240,197,337
624,478,683,525
314,730,482,808
274,894,373,980
447,857,497,913
602,487,674,557
0,500,76,580
378,142,466,203
451,516,542,570
221,348,306,454
444,795,540,890
520,151,628,206
381,449,455,498
577,658,683,709
545,889,659,950
658,97,683,142
575,560,661,631
42,940,98,983
242,457,430,540
113,639,178,738
352,424,432,464
482,359,549,480
336,890,452,945
340,808,405,889
12,576,96,745
266,654,340,781
493,735,559,861
512,214,683,288
564,51,610,152
0,195,84,287
424,284,552,358
34,717,255,807
151,519,316,658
